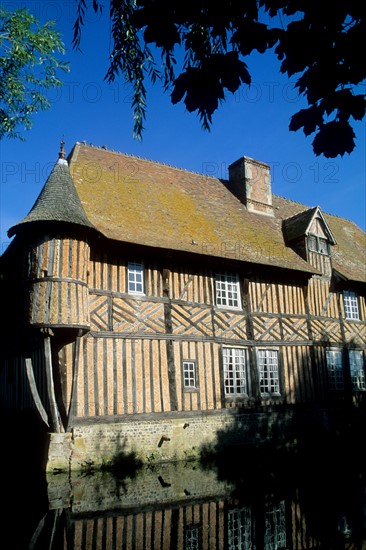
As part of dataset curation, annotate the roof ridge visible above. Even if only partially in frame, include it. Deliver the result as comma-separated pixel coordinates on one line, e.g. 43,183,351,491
273,193,311,209
274,193,363,228
73,145,364,232
74,141,220,181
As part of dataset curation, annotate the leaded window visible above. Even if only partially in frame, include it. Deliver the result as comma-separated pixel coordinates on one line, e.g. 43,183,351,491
223,348,248,395
326,349,344,391
227,507,253,550
258,350,280,396
185,526,201,550
215,273,241,309
264,500,286,550
349,350,365,391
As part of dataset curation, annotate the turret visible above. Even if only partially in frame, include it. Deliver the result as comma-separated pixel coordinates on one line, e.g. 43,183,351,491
8,141,96,334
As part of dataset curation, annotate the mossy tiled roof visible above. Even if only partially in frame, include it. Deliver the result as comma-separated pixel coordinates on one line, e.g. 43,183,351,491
10,142,364,283
68,143,365,281
69,143,315,274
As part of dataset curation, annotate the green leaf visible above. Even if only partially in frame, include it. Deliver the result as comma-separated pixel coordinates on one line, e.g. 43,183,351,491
0,6,68,140
312,121,356,158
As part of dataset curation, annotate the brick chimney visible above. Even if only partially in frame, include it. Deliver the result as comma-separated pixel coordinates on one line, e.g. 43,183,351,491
228,156,274,216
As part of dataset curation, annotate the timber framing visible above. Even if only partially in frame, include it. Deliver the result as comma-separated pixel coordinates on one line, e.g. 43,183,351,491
0,142,365,469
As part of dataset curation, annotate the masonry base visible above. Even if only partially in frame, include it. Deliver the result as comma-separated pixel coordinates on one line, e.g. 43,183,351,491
45,408,342,473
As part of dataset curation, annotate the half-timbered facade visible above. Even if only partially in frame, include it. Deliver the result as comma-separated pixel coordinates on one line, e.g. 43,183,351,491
1,142,365,471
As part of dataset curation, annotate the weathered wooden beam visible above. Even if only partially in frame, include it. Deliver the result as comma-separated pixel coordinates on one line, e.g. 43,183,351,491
66,333,82,430
44,336,63,433
24,358,49,428
162,268,178,411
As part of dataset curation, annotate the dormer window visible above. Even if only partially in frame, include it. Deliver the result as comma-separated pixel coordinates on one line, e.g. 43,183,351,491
283,206,336,270
308,235,329,255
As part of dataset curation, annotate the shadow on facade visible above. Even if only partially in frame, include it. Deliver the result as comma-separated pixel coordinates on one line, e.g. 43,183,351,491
84,430,143,482
199,405,366,548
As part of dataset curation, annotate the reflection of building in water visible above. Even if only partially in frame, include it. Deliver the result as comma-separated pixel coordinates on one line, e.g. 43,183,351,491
66,498,289,550
45,465,289,550
42,495,359,550
33,462,362,550
0,141,365,472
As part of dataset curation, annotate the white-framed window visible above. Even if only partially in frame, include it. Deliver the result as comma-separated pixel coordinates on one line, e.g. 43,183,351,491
223,347,248,395
349,350,365,391
183,360,197,389
227,507,253,550
215,273,241,309
308,234,329,255
127,261,144,294
258,349,280,396
343,290,359,320
326,349,344,391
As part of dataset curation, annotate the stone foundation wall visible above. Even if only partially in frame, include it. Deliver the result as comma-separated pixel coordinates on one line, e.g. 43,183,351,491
46,409,303,472
47,432,72,472
45,408,339,473
71,415,230,469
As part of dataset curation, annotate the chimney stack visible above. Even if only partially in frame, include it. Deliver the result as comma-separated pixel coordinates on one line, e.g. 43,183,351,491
228,156,274,216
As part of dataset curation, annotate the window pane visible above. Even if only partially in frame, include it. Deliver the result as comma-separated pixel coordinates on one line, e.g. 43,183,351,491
183,361,196,388
185,526,201,550
258,350,280,396
308,235,329,255
344,291,359,320
349,350,365,391
326,349,344,391
228,507,253,550
215,273,240,309
223,348,247,395
318,238,328,255
308,235,317,252
264,500,286,550
128,262,144,294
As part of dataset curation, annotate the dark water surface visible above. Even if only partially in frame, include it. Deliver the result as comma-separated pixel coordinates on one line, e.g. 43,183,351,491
3,448,366,550
2,409,366,549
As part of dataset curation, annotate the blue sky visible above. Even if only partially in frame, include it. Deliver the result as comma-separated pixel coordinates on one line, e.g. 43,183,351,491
1,1,365,253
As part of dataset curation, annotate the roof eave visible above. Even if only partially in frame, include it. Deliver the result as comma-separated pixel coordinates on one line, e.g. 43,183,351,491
7,219,99,239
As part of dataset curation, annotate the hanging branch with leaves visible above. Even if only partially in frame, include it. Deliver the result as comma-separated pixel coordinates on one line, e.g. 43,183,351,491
0,7,69,140
72,0,366,157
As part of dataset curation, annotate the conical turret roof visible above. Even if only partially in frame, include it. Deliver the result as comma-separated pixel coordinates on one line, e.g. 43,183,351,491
8,143,95,237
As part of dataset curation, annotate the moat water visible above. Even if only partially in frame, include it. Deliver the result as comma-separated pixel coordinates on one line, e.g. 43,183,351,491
2,408,365,549
3,445,366,550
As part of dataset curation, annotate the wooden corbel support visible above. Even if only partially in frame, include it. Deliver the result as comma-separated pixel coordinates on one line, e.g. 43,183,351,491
44,336,63,433
25,358,49,428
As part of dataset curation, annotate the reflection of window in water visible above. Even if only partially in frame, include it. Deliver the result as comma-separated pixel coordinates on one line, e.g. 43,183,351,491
338,513,352,537
264,500,286,550
227,507,253,549
185,525,201,550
